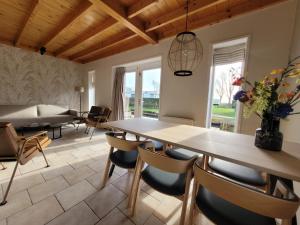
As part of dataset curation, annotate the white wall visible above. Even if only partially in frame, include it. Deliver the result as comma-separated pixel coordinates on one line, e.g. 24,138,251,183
280,0,300,222
83,0,297,136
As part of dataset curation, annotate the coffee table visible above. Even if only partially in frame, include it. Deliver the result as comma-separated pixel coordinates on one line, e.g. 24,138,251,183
21,122,50,136
49,124,63,139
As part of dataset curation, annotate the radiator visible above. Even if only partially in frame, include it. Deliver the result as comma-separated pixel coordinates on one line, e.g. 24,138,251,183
159,116,194,126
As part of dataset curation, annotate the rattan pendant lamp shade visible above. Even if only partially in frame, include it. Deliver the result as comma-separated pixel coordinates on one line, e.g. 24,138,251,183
168,0,203,76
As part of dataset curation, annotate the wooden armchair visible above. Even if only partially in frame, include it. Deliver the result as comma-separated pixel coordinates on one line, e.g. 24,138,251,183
0,122,51,206
85,106,112,140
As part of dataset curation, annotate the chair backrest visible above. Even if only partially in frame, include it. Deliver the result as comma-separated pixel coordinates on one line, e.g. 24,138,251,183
105,132,145,151
138,143,197,174
193,160,300,220
0,122,19,158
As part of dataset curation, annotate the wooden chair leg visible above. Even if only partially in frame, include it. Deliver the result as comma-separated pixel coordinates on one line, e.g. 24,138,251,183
1,159,20,206
128,158,144,215
188,180,199,225
0,162,6,170
281,219,292,225
180,170,192,225
101,147,114,189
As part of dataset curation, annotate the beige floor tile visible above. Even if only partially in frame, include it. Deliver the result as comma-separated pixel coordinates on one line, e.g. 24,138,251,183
1,173,44,196
63,166,95,185
193,212,214,225
144,215,165,225
0,191,32,221
28,176,70,203
46,202,99,225
0,166,21,182
87,159,107,173
111,173,134,195
95,208,134,225
18,160,48,175
85,184,126,219
56,180,96,210
86,171,120,189
0,220,6,225
153,196,182,223
7,196,64,225
118,190,160,225
41,164,74,181
114,167,128,176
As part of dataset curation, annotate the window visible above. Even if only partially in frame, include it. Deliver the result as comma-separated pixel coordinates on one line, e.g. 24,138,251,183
207,37,248,132
88,70,95,109
122,59,161,119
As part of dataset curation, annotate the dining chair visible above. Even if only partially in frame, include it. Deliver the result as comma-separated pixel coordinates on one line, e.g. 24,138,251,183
129,142,198,225
0,122,51,206
101,132,147,189
188,158,300,225
204,156,269,192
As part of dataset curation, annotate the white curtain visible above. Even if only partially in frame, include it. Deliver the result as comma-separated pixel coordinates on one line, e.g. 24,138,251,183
111,67,125,121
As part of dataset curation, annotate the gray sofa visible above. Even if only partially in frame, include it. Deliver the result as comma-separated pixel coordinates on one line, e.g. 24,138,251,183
0,104,78,129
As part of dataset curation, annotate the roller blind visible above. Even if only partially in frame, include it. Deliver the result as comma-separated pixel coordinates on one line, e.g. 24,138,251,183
213,43,246,66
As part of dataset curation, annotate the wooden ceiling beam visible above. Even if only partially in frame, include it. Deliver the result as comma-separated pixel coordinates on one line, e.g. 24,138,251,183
146,0,222,32
69,31,137,60
14,0,39,46
92,0,157,44
159,0,287,39
39,0,92,48
81,36,146,63
55,17,116,56
127,0,158,18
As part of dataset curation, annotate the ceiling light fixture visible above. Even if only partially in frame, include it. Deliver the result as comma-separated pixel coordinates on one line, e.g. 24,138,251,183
168,0,203,76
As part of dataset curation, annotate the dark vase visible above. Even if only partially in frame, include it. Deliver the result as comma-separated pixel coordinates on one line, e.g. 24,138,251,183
255,114,283,151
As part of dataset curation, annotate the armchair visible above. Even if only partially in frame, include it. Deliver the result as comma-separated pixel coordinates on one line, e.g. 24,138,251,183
0,122,51,206
84,106,112,140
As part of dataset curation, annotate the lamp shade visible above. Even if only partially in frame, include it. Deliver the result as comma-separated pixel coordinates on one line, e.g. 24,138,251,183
75,86,85,93
168,31,203,76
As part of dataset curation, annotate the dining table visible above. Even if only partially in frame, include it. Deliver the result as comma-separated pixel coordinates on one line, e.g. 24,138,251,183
104,118,300,182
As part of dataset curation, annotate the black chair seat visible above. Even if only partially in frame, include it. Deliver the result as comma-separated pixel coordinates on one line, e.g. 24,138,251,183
110,150,138,169
165,148,198,160
196,187,276,225
209,158,266,186
141,165,186,196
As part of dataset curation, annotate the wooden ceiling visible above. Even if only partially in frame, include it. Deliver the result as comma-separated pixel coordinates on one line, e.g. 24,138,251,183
0,0,287,64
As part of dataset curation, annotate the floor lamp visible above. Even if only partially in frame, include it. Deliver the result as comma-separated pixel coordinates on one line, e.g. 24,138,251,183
75,86,85,117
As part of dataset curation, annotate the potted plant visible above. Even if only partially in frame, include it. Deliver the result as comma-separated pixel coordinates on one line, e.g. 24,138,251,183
232,57,300,151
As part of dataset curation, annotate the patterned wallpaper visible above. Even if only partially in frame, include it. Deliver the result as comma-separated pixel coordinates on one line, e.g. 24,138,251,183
0,44,83,109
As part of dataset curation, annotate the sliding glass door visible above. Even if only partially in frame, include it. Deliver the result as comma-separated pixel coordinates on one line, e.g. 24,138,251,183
123,63,161,119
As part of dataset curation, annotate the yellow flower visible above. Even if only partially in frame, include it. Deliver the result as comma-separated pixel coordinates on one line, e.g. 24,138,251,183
270,69,284,75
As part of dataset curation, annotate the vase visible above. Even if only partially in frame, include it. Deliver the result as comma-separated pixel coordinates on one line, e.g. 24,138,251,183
254,114,283,151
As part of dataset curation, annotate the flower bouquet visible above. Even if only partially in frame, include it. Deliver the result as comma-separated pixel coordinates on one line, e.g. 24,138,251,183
232,56,300,151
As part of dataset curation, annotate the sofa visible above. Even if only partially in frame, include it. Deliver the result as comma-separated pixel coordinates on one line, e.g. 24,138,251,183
0,104,78,129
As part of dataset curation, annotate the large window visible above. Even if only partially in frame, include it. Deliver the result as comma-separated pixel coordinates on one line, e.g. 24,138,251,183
207,37,248,132
123,60,161,119
88,70,95,110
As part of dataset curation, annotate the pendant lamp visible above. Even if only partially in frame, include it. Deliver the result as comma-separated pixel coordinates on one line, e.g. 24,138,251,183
168,0,203,76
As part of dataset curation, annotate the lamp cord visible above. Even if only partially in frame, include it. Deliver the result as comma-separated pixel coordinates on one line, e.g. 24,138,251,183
185,0,189,31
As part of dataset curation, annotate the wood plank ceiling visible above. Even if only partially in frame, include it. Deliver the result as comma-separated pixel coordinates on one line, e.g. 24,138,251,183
0,0,287,64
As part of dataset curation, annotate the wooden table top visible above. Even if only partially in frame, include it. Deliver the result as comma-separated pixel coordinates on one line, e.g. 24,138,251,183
105,118,300,182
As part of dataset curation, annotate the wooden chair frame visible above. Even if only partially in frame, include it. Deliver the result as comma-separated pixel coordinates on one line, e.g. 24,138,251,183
101,132,146,189
0,123,51,206
188,158,300,225
128,142,198,225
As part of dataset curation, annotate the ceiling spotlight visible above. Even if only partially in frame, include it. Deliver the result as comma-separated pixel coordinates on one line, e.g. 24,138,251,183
39,47,46,55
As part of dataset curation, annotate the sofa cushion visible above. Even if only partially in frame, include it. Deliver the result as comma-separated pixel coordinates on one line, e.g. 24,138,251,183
37,104,69,116
0,105,38,118
38,115,74,124
0,118,41,129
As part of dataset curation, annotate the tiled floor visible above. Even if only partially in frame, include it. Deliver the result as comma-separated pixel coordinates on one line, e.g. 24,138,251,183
0,125,213,225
